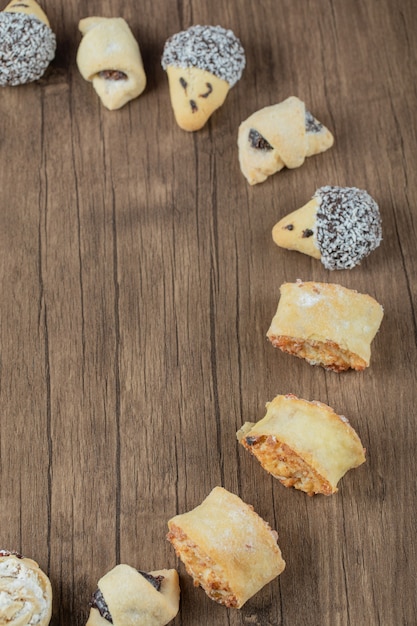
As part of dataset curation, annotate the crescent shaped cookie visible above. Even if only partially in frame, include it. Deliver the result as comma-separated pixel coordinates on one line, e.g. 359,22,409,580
238,96,334,185
76,17,146,110
167,486,285,608
237,394,366,496
0,549,52,625
86,564,180,626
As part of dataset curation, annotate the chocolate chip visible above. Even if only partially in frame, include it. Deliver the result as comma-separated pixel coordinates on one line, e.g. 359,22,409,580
199,82,213,98
190,99,198,113
179,77,187,90
0,550,23,559
98,70,128,81
302,229,314,238
305,110,323,133
248,128,273,150
138,570,164,591
245,436,258,446
90,589,113,623
284,224,294,231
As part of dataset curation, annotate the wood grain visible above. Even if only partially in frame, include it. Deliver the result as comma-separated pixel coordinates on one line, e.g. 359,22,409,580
0,0,416,624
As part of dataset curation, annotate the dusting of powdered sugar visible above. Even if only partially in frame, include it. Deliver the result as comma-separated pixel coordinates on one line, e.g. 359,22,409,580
161,25,245,87
0,12,56,86
0,558,49,623
296,289,323,307
315,186,382,270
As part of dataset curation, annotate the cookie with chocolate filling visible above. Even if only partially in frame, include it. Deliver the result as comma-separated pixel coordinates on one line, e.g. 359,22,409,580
238,96,334,185
86,564,180,626
0,549,53,625
237,394,366,496
161,25,245,131
0,0,56,86
272,186,382,269
76,17,146,110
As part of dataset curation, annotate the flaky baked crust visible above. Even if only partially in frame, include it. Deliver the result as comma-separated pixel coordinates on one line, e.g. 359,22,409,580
238,96,334,185
76,17,146,110
86,565,180,626
167,486,285,608
237,394,366,495
267,281,384,371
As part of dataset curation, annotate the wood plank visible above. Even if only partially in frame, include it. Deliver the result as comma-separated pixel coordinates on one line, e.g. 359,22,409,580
0,0,416,624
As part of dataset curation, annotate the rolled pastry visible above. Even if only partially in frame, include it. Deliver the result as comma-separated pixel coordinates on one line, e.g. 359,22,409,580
238,96,334,185
161,25,245,131
267,281,384,371
0,0,56,86
76,17,146,110
86,564,180,626
0,549,52,625
272,186,382,270
237,394,366,496
167,486,285,608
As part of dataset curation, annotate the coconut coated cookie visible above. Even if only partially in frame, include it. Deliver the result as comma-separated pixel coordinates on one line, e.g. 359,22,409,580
167,486,285,608
161,25,245,131
77,17,146,110
238,96,334,185
272,186,382,269
0,0,56,86
0,549,52,625
237,394,366,496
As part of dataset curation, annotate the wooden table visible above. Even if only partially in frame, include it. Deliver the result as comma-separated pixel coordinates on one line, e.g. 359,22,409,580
1,1,416,624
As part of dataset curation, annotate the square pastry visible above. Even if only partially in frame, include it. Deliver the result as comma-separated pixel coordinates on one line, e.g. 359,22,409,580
237,394,366,496
267,281,384,371
167,486,285,608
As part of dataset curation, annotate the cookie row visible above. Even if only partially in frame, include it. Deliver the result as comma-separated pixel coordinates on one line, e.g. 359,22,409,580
0,374,379,625
0,377,368,624
1,2,383,273
0,2,244,123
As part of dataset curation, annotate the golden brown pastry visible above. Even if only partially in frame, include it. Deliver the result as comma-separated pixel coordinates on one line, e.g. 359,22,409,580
237,394,366,496
0,0,56,86
238,96,334,185
0,549,52,625
76,17,146,110
161,25,245,131
86,564,180,626
267,281,384,372
272,186,382,269
167,486,285,608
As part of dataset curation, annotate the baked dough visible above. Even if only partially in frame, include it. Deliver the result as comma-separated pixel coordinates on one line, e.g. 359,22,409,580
76,17,146,110
272,186,382,270
267,281,384,371
167,486,285,608
238,96,334,185
161,25,245,131
0,0,56,86
0,549,52,625
3,0,50,24
237,394,366,496
86,564,180,626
